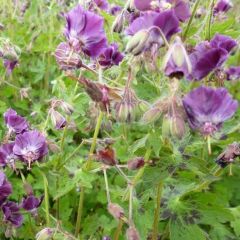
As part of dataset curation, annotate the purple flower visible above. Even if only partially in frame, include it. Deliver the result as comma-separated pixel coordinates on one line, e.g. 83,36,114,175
0,171,12,205
4,60,18,74
98,43,124,68
226,66,240,80
133,0,190,22
163,36,192,78
214,0,233,14
4,109,28,134
126,10,180,54
183,86,238,135
49,109,67,130
13,130,48,169
0,143,17,169
64,5,107,58
21,195,43,216
109,5,122,15
89,0,109,11
2,201,23,227
188,34,237,80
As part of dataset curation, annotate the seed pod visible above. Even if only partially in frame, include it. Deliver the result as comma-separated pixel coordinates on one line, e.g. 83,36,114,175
35,228,54,240
108,203,125,219
127,157,145,170
126,226,140,240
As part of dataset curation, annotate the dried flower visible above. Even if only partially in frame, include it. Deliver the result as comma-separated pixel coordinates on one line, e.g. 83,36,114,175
96,147,118,166
216,142,240,168
13,130,48,169
127,157,145,170
183,86,238,136
107,203,125,219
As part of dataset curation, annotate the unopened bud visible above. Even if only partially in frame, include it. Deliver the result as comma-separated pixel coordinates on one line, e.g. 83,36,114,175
47,140,61,153
142,107,162,123
35,228,54,240
49,109,67,130
127,157,145,170
126,30,150,56
169,115,186,139
60,101,74,115
108,203,125,219
126,226,140,240
112,13,125,33
55,42,82,70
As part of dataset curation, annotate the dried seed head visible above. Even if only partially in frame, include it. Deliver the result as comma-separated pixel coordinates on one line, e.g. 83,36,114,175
126,226,140,240
216,142,240,168
108,203,125,219
127,157,145,170
96,147,118,166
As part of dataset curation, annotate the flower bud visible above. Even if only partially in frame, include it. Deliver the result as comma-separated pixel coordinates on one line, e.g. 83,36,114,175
163,36,192,78
108,203,125,219
49,109,67,130
169,115,186,139
60,101,74,115
142,107,162,124
127,157,145,170
112,13,125,33
102,237,111,240
55,42,82,70
35,228,54,240
126,226,140,240
126,30,150,56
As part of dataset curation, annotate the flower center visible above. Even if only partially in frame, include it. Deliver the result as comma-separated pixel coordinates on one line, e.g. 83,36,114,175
201,122,218,136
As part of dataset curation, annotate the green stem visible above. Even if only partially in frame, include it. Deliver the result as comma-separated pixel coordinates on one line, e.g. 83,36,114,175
207,135,212,155
113,219,124,240
75,112,104,237
183,0,201,40
206,0,215,40
152,181,164,240
41,172,50,226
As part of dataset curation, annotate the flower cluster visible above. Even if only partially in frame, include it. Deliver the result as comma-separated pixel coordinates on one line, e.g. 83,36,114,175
0,109,48,170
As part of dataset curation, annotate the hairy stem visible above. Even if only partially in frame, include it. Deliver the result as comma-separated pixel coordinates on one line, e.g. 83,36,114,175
103,167,111,204
152,181,164,240
113,219,124,240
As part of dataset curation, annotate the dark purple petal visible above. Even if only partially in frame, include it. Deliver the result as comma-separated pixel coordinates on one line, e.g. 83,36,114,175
21,195,43,216
91,0,109,11
210,34,237,53
0,172,12,205
3,60,18,74
0,143,17,168
64,5,107,58
13,130,48,168
2,201,23,227
183,86,238,135
98,43,124,68
4,108,29,134
226,66,240,80
214,0,233,14
134,0,153,11
168,0,191,22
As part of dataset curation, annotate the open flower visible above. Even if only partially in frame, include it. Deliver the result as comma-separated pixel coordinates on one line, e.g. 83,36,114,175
126,10,180,55
13,130,48,169
64,5,107,58
214,0,233,14
226,66,240,80
98,43,124,68
2,201,23,227
0,171,12,205
188,34,237,80
183,86,238,136
0,143,17,169
4,109,28,134
21,194,43,217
